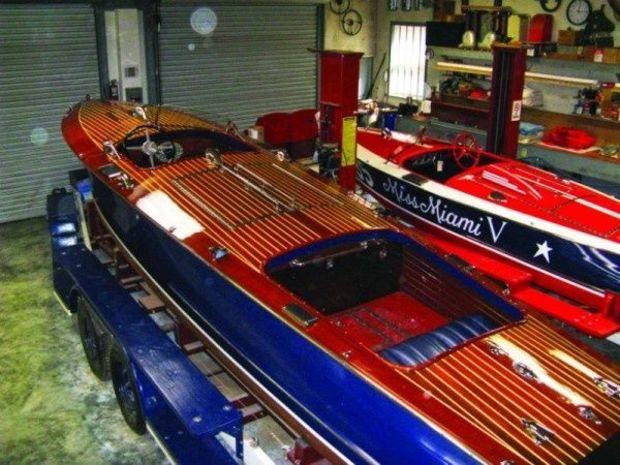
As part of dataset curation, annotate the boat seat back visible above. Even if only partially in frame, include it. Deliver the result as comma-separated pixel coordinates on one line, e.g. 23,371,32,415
256,112,291,147
405,152,437,167
379,313,499,367
404,150,464,183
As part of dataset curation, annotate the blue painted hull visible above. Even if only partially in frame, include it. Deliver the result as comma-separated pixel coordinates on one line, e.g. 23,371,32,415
358,160,620,294
91,175,482,465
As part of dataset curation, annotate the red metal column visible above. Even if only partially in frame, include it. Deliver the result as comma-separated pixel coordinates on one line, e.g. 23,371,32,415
486,44,527,158
318,50,363,190
319,50,363,144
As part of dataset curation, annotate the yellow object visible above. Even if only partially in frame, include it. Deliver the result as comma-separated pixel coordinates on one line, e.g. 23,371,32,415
507,14,529,42
341,116,357,167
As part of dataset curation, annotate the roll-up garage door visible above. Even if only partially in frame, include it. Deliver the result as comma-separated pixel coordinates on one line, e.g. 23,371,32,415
0,4,100,222
159,1,318,128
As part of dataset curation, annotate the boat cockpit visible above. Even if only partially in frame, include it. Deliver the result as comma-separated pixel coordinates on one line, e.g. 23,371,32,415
266,231,523,368
118,125,255,169
402,148,496,183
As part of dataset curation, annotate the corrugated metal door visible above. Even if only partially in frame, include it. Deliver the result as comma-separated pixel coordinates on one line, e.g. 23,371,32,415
159,1,317,128
0,4,100,222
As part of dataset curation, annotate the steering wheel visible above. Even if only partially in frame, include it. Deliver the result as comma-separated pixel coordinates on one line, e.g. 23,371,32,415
122,124,177,167
452,132,481,170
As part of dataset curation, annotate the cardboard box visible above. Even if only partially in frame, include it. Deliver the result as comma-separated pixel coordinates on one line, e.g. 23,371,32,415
558,29,583,46
581,46,619,63
603,47,620,64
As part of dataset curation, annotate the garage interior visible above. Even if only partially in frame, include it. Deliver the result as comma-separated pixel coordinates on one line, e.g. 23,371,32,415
1,1,620,465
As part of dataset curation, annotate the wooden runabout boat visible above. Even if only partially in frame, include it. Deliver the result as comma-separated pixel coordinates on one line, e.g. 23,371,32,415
62,100,620,465
357,128,620,337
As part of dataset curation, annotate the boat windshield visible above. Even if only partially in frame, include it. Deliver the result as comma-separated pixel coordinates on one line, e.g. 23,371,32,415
266,232,523,368
119,127,255,169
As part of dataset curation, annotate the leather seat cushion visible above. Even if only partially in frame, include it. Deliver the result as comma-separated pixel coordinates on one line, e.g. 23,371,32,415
379,313,499,367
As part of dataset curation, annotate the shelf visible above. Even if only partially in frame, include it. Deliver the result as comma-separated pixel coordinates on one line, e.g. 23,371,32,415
435,61,620,89
431,94,620,146
433,46,620,66
522,107,620,147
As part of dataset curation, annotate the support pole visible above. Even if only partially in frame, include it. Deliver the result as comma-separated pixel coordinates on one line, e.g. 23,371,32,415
318,50,363,190
486,44,527,158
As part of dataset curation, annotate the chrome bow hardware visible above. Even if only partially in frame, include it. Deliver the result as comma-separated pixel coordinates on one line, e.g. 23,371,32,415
577,405,601,424
594,377,620,399
133,106,148,121
521,419,554,445
209,246,228,261
514,362,538,381
103,140,120,159
487,341,506,357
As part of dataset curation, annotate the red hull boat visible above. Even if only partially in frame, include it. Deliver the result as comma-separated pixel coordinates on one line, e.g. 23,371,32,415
61,100,620,464
357,129,620,337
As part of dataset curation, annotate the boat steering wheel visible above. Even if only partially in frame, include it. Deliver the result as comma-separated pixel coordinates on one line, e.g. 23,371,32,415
122,124,178,167
452,132,481,170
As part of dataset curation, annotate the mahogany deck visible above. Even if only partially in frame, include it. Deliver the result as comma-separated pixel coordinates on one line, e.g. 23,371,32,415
63,101,620,465
415,314,620,465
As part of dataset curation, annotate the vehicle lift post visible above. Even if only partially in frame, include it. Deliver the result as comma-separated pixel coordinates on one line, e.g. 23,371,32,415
486,43,528,158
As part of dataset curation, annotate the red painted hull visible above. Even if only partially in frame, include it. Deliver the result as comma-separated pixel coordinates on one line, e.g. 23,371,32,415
357,128,620,337
61,101,620,464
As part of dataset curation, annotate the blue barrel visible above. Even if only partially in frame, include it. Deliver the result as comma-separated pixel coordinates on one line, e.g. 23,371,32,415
382,109,399,130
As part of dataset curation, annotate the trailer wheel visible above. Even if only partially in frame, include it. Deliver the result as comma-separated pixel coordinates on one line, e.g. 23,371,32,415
110,344,146,435
76,296,110,380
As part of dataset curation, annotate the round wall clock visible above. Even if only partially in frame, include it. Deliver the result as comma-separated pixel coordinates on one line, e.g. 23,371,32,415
566,0,592,26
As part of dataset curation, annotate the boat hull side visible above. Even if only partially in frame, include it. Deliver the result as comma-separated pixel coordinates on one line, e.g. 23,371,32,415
90,175,482,465
358,160,620,294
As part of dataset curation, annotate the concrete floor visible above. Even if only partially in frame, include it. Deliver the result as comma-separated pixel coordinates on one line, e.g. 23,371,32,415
0,218,167,465
0,217,618,464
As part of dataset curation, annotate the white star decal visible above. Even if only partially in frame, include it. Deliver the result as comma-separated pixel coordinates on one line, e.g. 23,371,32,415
534,241,553,263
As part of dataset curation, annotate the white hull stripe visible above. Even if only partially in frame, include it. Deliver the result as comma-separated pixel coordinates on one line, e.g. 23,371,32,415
366,185,605,299
358,146,620,254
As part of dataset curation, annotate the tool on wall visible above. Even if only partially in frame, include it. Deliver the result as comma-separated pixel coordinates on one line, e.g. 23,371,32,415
582,5,615,46
341,9,363,35
393,0,434,12
459,1,511,49
329,0,350,14
539,0,562,12
329,0,363,36
609,0,620,20
365,53,387,99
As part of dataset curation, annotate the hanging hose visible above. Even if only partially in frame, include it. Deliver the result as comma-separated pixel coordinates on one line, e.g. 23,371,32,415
365,53,387,100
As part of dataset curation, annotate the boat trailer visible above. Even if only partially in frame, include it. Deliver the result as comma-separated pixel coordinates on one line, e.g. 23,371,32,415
47,171,335,465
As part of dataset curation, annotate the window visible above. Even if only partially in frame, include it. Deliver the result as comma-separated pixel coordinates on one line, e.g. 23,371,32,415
388,24,427,100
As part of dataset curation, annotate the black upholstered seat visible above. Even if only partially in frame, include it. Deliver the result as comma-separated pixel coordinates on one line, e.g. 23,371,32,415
379,314,499,367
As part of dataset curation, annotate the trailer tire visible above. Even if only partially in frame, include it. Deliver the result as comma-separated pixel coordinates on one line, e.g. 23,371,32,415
76,295,110,381
110,344,146,435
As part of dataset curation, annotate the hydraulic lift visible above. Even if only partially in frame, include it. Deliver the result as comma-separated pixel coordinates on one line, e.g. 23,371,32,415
48,172,332,465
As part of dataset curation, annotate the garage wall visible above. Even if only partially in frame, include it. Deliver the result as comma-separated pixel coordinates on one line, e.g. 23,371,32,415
0,4,100,223
323,0,376,57
158,0,318,128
